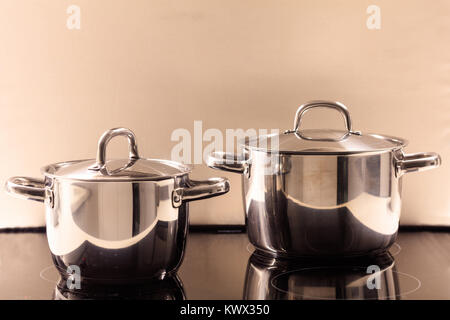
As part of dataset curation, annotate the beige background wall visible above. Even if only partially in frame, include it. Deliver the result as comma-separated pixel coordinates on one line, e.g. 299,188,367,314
0,0,448,228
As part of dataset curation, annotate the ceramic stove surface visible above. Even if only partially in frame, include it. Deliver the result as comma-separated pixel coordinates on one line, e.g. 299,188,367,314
0,230,449,300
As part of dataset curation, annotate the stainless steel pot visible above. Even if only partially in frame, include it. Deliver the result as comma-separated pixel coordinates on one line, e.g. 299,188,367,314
208,101,441,257
5,128,229,283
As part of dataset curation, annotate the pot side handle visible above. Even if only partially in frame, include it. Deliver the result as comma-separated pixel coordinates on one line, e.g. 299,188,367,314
206,152,249,175
396,152,442,176
5,177,45,202
172,177,230,208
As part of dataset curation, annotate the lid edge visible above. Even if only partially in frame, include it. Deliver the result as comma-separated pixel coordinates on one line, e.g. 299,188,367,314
41,158,192,182
241,132,408,155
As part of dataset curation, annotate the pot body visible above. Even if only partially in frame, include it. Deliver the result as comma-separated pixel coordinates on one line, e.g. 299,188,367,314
209,147,441,257
6,172,229,283
242,149,402,257
46,175,190,282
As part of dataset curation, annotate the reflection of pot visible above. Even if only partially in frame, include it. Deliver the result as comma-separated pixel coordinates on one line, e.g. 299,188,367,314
54,274,185,300
209,101,441,257
5,128,229,282
243,252,401,300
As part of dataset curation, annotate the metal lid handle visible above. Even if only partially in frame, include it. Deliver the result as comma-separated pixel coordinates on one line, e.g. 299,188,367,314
89,127,139,171
291,100,356,134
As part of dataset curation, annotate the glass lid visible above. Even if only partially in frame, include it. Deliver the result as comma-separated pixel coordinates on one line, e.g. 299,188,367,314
42,128,190,181
242,101,407,155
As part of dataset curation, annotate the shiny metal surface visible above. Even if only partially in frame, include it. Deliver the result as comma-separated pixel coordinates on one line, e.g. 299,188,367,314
172,178,230,208
47,176,191,282
245,150,401,256
5,177,46,203
247,129,407,155
5,175,199,282
396,152,442,176
89,127,140,172
1,232,449,300
243,252,402,300
208,101,442,257
210,149,440,257
246,101,408,155
43,128,191,181
289,100,355,135
5,128,230,282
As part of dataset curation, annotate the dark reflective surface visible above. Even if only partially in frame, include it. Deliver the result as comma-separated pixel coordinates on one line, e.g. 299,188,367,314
1,231,449,299
243,251,422,300
54,273,185,300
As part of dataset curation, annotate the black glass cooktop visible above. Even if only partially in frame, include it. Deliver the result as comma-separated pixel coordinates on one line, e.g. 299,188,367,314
0,230,449,300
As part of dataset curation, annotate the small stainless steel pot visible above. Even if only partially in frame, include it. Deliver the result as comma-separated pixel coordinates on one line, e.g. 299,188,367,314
208,101,441,257
6,128,229,283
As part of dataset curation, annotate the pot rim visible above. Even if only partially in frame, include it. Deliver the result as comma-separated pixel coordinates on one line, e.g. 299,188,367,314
41,158,192,182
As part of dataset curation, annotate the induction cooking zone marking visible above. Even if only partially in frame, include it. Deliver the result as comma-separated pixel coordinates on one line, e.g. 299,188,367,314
39,265,60,284
171,121,279,165
390,243,401,256
40,264,82,290
270,266,421,300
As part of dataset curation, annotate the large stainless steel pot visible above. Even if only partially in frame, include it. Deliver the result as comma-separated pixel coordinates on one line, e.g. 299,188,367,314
208,101,441,257
5,128,229,283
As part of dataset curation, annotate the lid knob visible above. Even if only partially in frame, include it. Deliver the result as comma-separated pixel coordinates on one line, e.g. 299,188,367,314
89,127,140,172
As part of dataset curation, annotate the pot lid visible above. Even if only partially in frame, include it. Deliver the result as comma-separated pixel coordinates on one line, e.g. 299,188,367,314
42,128,190,181
242,101,407,155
